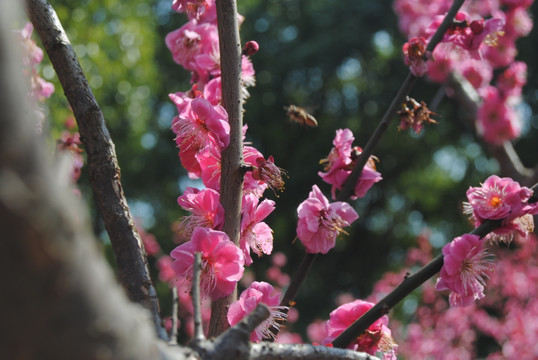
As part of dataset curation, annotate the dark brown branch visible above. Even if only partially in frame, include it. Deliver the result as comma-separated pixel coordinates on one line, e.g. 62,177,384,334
209,0,245,337
275,0,468,339
337,0,466,201
25,0,166,340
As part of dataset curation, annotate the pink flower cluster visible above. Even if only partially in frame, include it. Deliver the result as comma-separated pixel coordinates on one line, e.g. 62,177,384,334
435,234,493,307
227,281,288,342
318,129,382,200
395,0,532,145
386,232,538,359
171,227,244,300
296,185,358,254
464,175,538,242
167,1,284,301
322,299,398,359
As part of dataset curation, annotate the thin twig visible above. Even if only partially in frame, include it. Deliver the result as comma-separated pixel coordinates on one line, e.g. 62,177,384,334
209,0,245,337
192,253,205,343
169,286,179,345
274,0,468,340
25,0,166,340
337,0,466,201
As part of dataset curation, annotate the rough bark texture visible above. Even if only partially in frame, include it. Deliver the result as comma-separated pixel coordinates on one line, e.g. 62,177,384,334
0,3,193,358
25,0,166,339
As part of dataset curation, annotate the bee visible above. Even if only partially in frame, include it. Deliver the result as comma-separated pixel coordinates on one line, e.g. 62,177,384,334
284,105,318,127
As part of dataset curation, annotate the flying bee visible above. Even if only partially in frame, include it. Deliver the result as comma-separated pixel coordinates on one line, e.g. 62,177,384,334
284,105,318,128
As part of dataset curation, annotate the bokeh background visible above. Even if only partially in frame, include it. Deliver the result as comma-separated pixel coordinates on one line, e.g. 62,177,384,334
38,0,538,342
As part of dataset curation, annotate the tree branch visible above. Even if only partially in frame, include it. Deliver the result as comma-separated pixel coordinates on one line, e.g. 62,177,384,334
276,0,468,337
25,0,166,340
209,0,245,337
336,0,466,201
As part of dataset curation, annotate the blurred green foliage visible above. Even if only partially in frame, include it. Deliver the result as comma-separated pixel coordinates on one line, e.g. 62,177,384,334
38,0,538,339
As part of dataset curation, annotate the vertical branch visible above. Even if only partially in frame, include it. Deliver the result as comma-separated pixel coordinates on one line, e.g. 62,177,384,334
192,253,205,344
25,0,167,340
209,0,244,337
169,286,179,345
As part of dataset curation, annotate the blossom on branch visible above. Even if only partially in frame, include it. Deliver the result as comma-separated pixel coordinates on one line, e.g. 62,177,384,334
319,129,382,200
227,281,288,342
402,36,431,76
296,185,358,254
463,175,538,241
436,234,493,307
323,299,398,359
176,187,224,237
171,227,244,300
240,194,275,265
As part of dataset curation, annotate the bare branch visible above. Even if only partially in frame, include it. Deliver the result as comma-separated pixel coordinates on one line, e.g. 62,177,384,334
250,343,380,360
192,253,205,344
276,0,468,340
24,0,166,339
170,286,180,345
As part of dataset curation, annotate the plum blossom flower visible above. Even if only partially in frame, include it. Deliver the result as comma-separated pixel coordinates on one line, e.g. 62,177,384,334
323,299,398,359
296,185,358,254
435,234,494,307
446,15,505,59
227,281,288,342
172,0,214,21
463,175,538,241
171,227,244,300
240,194,275,265
318,129,382,200
496,61,527,98
172,97,230,150
176,187,224,237
251,155,286,194
476,86,520,145
403,36,431,76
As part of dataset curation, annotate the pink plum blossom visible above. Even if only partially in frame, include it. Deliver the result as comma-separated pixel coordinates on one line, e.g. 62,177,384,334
445,15,505,59
476,86,520,145
240,194,275,265
172,0,214,21
323,299,398,359
251,154,285,194
227,281,288,342
165,20,220,83
403,36,430,76
172,97,230,150
176,187,224,237
171,227,244,300
496,61,527,98
296,185,358,254
435,234,493,307
463,175,538,241
319,129,382,200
